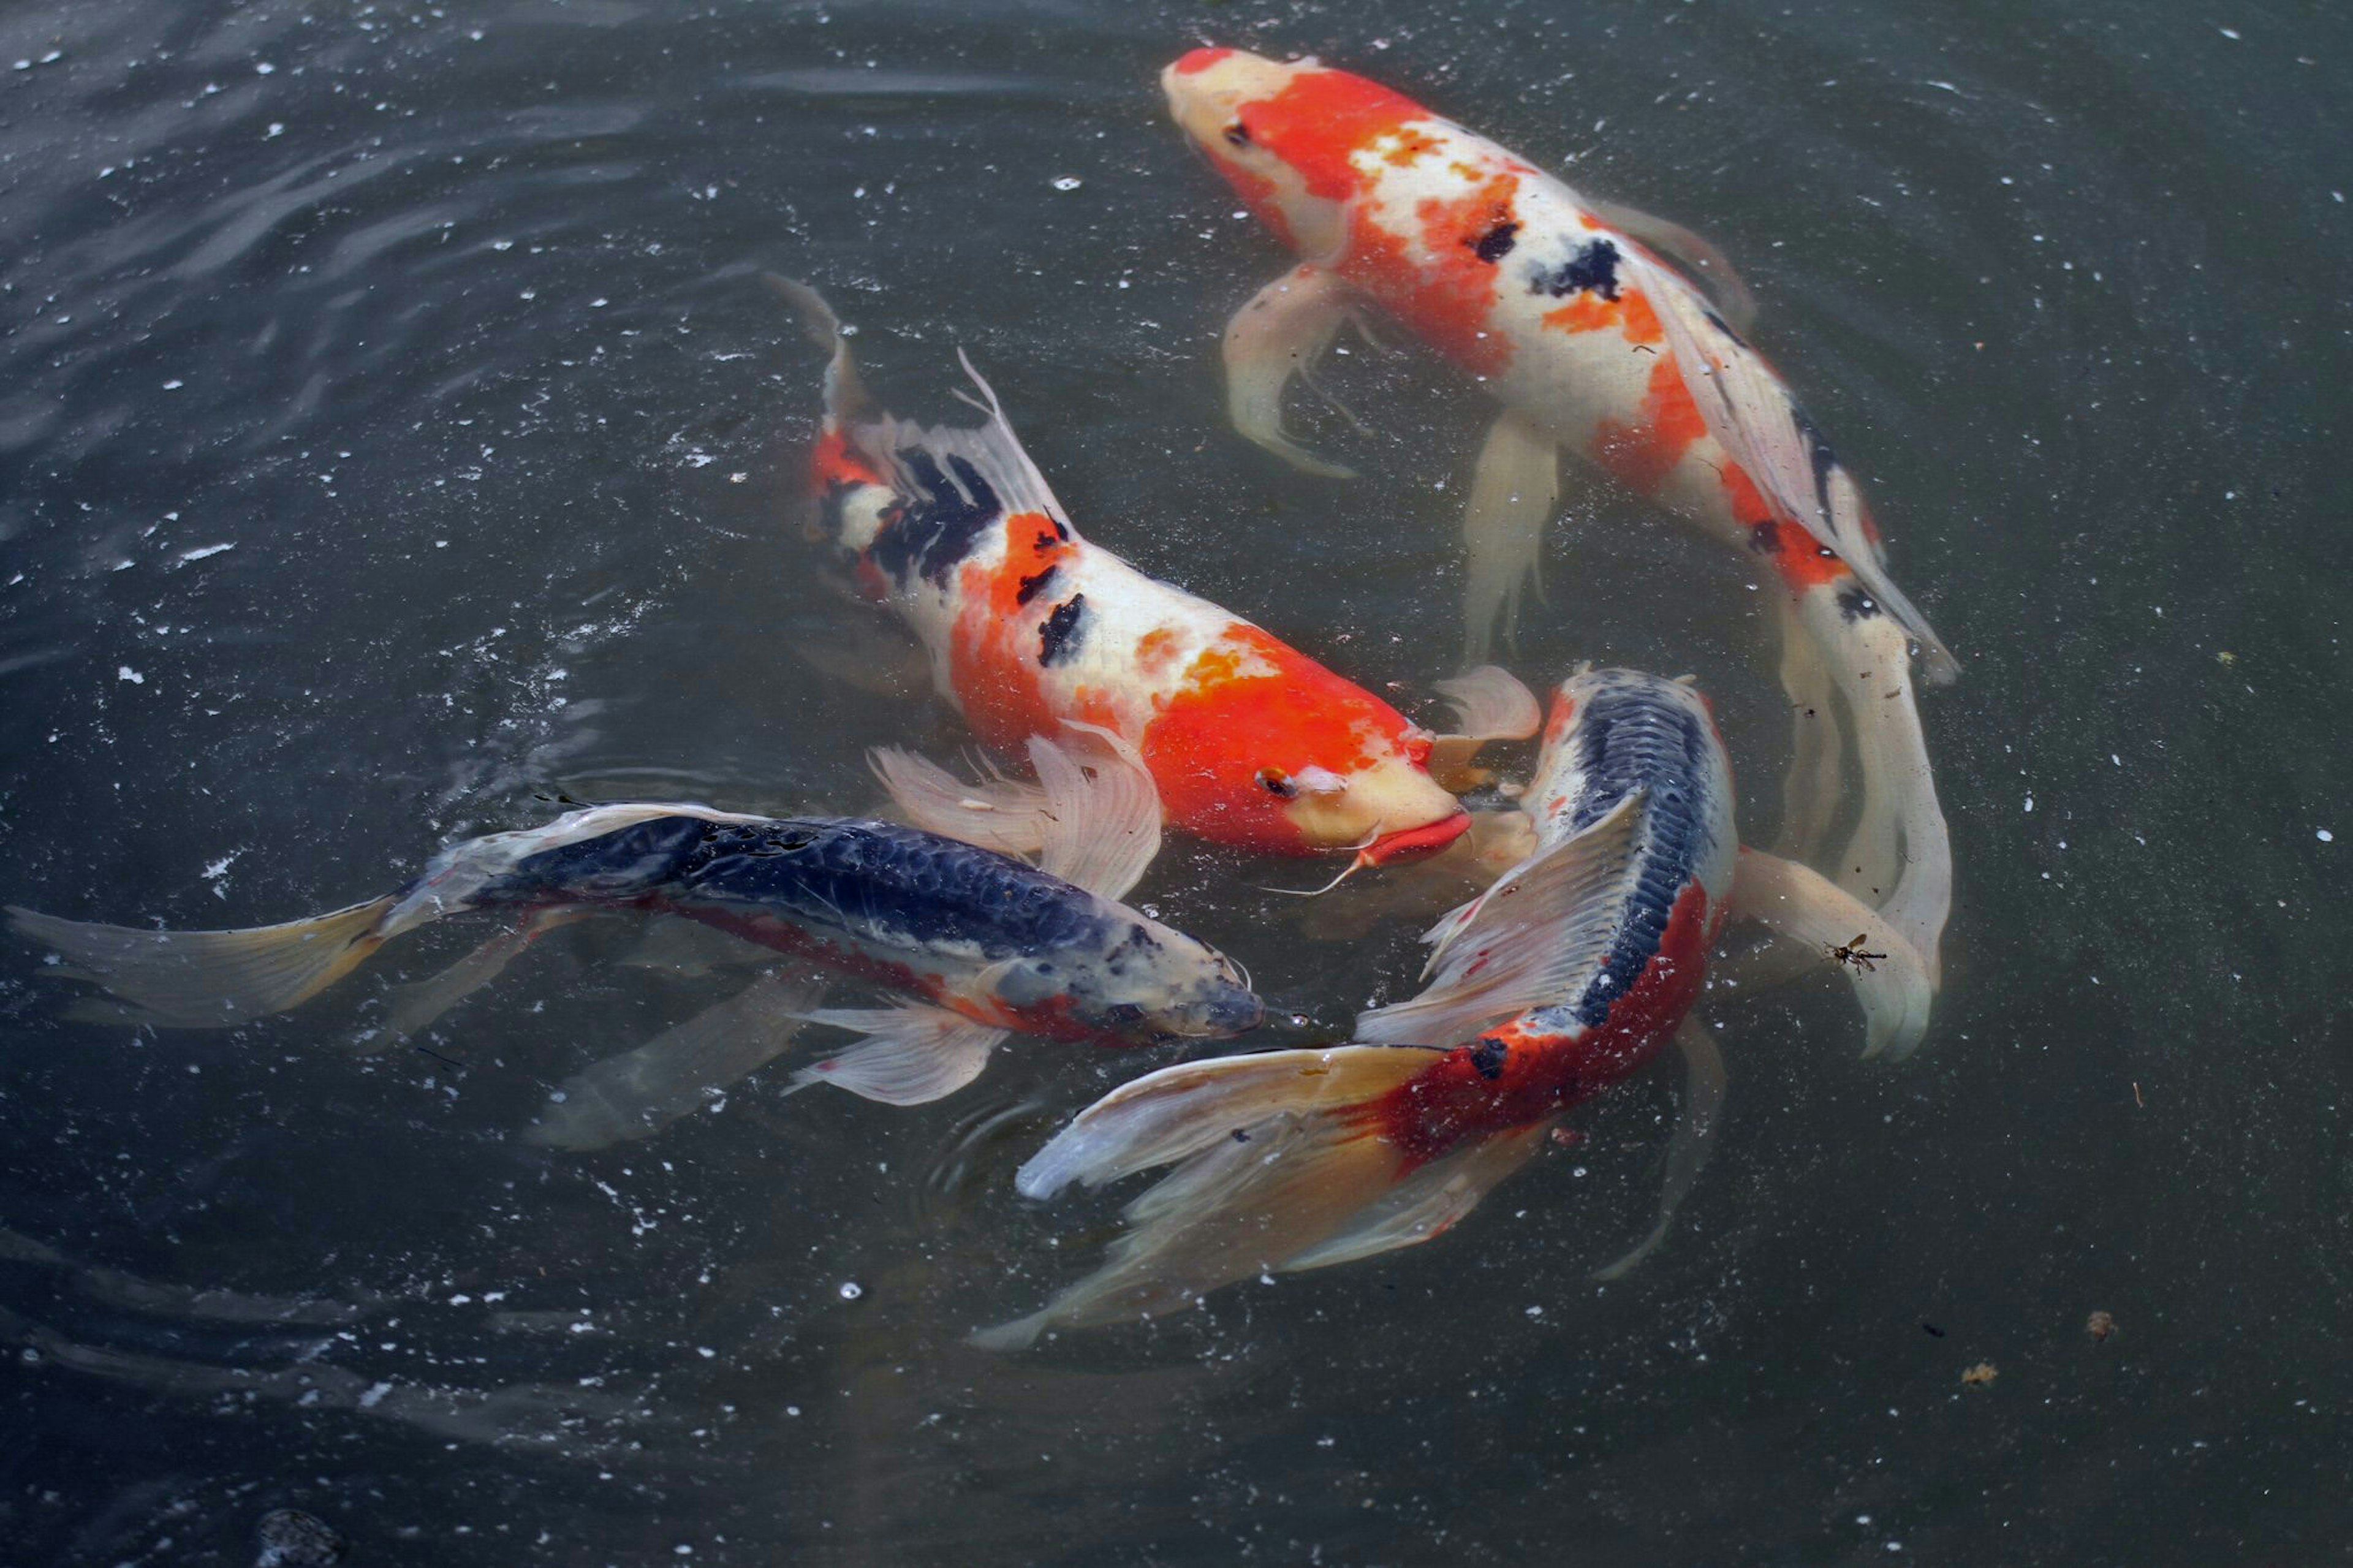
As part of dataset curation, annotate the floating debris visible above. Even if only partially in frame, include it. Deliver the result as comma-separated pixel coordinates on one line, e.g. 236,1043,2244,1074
1961,1362,1998,1388
256,1508,344,1567
2086,1310,2116,1342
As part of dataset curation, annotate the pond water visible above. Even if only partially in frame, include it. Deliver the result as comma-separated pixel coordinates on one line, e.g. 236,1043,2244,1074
2,1,2346,1562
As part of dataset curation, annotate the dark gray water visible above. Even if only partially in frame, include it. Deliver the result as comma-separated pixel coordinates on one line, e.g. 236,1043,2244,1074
2,1,2347,1562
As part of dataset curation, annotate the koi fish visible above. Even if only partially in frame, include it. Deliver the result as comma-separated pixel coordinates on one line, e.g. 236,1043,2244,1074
1160,49,1955,983
976,667,1927,1346
771,276,1476,873
9,738,1262,1107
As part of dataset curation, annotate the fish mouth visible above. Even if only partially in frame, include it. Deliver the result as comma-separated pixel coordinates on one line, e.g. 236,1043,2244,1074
1361,809,1471,867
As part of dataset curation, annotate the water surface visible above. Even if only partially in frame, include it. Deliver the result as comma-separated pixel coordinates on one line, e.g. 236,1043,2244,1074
2,1,2347,1562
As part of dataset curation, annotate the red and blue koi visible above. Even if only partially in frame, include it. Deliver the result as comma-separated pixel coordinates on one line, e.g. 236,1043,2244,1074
978,667,1929,1344
9,789,1262,1108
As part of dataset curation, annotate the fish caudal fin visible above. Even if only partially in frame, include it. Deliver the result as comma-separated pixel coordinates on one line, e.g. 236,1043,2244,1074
762,274,870,425
785,1002,1009,1106
526,971,826,1151
1630,249,1958,684
1594,1015,1726,1278
1355,791,1649,1047
8,897,398,1029
1789,594,1952,988
1730,847,1932,1059
974,1045,1454,1349
1459,409,1561,666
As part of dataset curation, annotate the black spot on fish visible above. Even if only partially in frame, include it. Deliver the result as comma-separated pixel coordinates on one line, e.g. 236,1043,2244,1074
1529,237,1621,301
867,450,1004,588
1015,565,1061,606
1231,1126,1252,1143
1747,520,1781,554
1838,585,1881,621
1468,219,1518,263
1469,1036,1509,1080
1038,594,1088,667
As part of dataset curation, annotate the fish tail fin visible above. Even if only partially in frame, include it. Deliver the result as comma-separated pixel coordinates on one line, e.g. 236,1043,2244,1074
762,274,869,425
974,1046,1467,1349
7,896,398,1029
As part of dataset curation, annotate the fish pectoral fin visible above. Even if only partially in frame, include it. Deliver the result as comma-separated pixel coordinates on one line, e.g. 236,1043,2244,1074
382,907,596,1043
869,746,1051,858
1729,847,1933,1059
1594,1015,1727,1279
1582,194,1760,336
1221,265,1363,479
7,896,398,1029
1458,411,1561,666
1428,665,1545,782
1357,791,1650,1048
785,1003,1008,1106
1029,724,1163,902
526,971,827,1151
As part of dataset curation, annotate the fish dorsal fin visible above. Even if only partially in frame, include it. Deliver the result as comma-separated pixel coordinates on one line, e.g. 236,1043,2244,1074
1630,250,1958,684
1582,195,1759,335
854,350,1076,538
1029,725,1162,903
1355,790,1649,1047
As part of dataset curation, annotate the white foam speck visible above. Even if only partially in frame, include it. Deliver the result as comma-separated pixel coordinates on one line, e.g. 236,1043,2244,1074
177,542,235,562
117,666,145,684
2319,829,2335,843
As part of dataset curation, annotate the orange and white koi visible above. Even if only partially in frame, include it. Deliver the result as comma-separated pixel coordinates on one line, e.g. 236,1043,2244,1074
976,668,1927,1345
1160,50,1955,981
773,278,1471,871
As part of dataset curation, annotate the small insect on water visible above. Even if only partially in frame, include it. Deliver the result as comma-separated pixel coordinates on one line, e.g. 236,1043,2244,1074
1826,932,1889,974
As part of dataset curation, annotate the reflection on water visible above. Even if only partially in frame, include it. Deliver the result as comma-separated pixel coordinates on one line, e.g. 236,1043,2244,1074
3,1,2348,1562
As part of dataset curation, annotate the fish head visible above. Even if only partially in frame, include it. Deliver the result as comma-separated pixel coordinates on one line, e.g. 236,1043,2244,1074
1140,626,1469,860
995,922,1264,1045
1161,47,1392,261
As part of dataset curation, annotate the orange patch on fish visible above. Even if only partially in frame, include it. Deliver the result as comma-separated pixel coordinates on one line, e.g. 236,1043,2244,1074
1237,69,1422,201
1616,288,1666,346
1341,194,1513,377
1142,625,1411,852
1542,294,1623,335
945,520,1076,751
1593,353,1707,495
1380,126,1444,166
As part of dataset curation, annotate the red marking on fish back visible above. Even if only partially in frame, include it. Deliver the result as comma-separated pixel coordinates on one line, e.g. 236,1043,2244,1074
1593,352,1708,495
1239,67,1423,200
946,515,1075,751
1355,879,1714,1168
1340,201,1512,377
1172,47,1235,75
811,427,884,490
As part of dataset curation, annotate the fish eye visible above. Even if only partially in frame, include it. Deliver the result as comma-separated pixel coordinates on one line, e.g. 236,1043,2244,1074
1256,767,1298,800
1223,121,1251,148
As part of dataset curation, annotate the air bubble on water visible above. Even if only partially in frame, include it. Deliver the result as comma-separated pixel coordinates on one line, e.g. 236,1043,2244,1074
1051,176,1083,191
838,1281,863,1301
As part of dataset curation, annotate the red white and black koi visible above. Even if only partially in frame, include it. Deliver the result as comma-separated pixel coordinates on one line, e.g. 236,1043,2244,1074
774,277,1471,871
8,789,1261,1108
1159,50,1954,982
977,668,1926,1345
